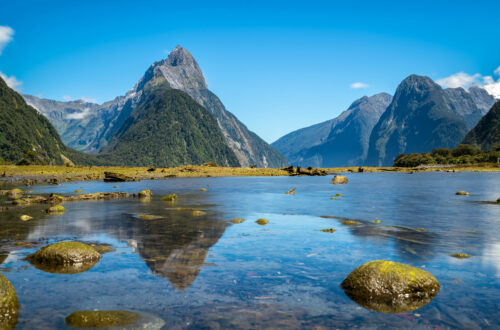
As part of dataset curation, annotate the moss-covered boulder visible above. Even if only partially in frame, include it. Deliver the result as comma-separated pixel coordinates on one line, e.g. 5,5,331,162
20,214,33,221
230,218,245,224
192,210,206,216
450,253,472,259
65,310,164,329
256,218,268,225
341,260,440,313
162,194,178,202
88,243,116,255
138,190,153,199
7,188,23,199
27,241,101,274
321,228,335,233
65,310,140,328
342,220,359,225
456,191,470,196
136,214,162,220
46,205,65,214
0,274,19,329
330,175,348,184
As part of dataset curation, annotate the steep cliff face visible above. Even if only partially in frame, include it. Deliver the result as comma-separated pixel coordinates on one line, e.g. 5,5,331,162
444,87,494,130
272,93,391,167
137,46,287,167
365,75,468,166
462,101,500,150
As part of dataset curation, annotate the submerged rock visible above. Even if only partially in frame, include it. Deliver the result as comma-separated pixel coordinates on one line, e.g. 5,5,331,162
450,253,472,259
256,218,269,225
65,310,140,328
138,190,153,199
373,219,381,223
46,205,65,214
200,188,208,192
331,175,348,184
285,187,296,195
230,218,245,224
74,189,83,193
336,193,342,197
88,243,116,255
136,214,163,220
341,260,440,313
7,188,23,199
191,210,206,216
162,194,178,202
27,241,101,274
20,214,33,221
342,220,359,225
321,228,336,233
0,273,19,329
456,191,470,196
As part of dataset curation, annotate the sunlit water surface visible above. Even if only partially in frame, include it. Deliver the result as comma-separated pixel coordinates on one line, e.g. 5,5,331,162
1,173,499,329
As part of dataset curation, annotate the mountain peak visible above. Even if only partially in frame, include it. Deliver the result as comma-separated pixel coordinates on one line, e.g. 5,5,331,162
399,74,437,90
166,45,196,67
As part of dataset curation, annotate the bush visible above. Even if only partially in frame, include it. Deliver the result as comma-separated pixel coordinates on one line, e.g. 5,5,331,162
452,144,481,157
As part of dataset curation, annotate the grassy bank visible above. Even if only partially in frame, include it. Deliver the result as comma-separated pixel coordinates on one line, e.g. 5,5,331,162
0,163,499,186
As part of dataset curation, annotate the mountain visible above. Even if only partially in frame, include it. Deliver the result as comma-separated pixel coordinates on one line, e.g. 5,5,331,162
365,74,469,166
0,77,96,165
272,93,392,167
24,46,288,167
444,87,494,130
98,83,240,167
461,101,500,150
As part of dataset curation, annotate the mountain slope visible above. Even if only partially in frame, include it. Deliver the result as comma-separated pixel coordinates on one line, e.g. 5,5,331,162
98,84,240,167
0,77,97,165
461,101,500,150
365,75,469,166
272,93,392,167
444,87,494,130
133,46,287,167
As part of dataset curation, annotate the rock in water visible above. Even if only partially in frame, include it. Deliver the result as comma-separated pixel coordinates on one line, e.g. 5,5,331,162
162,194,178,201
104,172,136,182
0,274,19,329
138,190,153,198
256,218,269,225
65,311,165,329
456,191,470,196
27,241,101,274
46,205,65,214
330,175,348,184
341,260,440,313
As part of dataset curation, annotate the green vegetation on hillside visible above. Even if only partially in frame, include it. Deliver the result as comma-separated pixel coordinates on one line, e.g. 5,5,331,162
394,144,500,167
462,101,500,150
0,77,98,166
99,86,240,167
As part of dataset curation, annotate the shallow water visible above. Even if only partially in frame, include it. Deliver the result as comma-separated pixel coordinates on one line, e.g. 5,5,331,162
1,172,499,329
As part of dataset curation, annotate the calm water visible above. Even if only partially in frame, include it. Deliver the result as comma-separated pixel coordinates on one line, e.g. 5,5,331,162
1,173,499,329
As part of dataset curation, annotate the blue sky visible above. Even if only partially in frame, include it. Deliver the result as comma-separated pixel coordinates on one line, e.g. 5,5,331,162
1,0,499,143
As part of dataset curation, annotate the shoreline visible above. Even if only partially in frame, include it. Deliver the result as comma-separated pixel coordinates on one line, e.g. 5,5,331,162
0,164,499,187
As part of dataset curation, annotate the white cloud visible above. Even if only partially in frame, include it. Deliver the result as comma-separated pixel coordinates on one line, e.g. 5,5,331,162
66,107,91,120
495,66,500,77
80,96,98,104
0,26,14,54
437,67,500,99
0,71,22,90
62,95,73,101
350,82,370,89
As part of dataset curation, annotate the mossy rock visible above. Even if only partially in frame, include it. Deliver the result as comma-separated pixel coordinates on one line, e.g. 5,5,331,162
88,243,116,255
200,188,207,192
373,219,381,223
330,197,337,200
27,241,101,274
162,194,178,202
450,253,472,259
20,214,33,221
321,228,335,233
7,188,23,199
46,205,65,214
138,190,153,198
330,175,348,184
74,190,83,193
191,210,206,216
0,274,19,329
65,310,141,328
230,218,245,224
341,260,440,313
136,214,162,220
336,193,342,197
342,220,359,225
456,191,470,196
256,218,268,225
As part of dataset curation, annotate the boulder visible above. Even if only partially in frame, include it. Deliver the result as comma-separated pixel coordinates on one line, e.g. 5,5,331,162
65,311,165,329
103,172,136,182
7,188,23,199
456,191,470,196
20,215,33,221
0,274,19,329
27,241,101,274
281,166,327,176
341,260,440,313
256,218,269,225
162,194,178,202
331,175,348,184
46,205,65,214
230,218,245,224
138,190,153,198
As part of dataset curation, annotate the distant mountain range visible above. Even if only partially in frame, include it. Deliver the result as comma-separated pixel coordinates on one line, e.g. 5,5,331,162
273,74,496,167
24,46,288,168
0,76,96,165
272,93,392,167
462,100,500,150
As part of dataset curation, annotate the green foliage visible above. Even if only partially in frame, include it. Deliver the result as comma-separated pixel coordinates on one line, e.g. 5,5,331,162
0,77,98,166
462,101,500,150
98,86,240,167
394,144,500,167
